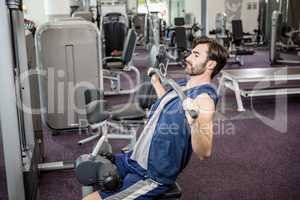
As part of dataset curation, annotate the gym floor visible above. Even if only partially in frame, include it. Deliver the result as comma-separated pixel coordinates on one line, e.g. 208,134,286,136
20,48,300,200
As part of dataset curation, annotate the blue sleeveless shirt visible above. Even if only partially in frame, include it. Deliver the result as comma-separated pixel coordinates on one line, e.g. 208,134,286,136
126,80,219,185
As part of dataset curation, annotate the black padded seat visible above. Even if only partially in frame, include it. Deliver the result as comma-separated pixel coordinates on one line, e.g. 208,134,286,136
104,61,124,71
86,100,145,123
109,103,146,121
86,100,110,124
156,182,182,200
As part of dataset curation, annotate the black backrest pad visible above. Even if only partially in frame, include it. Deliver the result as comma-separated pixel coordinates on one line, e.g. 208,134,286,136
175,26,187,50
84,89,102,105
122,29,137,65
103,13,127,56
232,19,244,40
174,17,185,26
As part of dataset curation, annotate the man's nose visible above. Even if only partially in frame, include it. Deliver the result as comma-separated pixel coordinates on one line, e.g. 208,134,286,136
185,54,192,63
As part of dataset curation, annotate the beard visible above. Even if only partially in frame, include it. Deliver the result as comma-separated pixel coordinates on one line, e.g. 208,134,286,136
184,59,208,76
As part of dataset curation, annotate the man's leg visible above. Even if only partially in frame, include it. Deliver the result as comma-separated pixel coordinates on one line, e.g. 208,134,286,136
113,153,131,179
81,153,130,200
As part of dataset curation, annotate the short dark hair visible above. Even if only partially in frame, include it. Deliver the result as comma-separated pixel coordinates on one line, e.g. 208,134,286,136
192,37,228,78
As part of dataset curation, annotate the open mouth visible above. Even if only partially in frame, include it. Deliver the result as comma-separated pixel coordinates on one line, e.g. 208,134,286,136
185,61,192,69
183,60,192,68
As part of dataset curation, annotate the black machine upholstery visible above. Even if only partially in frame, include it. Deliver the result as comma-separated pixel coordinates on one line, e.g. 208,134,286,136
108,78,157,121
175,26,188,51
232,19,244,46
84,76,157,124
121,29,137,65
103,13,127,57
84,89,110,124
103,28,137,70
85,100,110,124
156,182,182,200
231,20,255,56
174,17,185,26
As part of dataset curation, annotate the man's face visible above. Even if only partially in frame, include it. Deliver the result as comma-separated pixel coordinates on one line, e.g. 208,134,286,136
184,43,209,76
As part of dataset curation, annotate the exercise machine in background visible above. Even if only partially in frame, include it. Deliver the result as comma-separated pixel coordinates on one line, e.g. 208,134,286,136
165,17,201,65
0,1,76,200
35,20,103,132
69,0,141,96
270,11,300,64
210,13,255,66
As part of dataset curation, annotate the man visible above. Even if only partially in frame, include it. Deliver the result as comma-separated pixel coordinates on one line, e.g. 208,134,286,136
83,37,228,200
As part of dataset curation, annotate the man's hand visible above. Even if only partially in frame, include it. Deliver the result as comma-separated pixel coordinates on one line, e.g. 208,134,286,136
182,98,200,124
150,74,161,85
182,97,214,125
151,74,166,98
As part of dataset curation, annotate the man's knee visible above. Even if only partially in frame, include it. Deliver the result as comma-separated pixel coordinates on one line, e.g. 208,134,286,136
82,192,102,200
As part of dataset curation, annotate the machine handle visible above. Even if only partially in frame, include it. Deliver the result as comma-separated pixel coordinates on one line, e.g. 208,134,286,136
188,110,198,119
148,68,198,119
90,135,106,159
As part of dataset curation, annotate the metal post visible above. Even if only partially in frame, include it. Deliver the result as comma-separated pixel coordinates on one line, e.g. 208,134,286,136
201,0,207,36
168,0,172,25
0,1,26,200
279,0,288,23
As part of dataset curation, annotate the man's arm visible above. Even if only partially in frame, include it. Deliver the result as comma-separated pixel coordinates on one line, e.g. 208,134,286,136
183,94,215,160
151,74,166,98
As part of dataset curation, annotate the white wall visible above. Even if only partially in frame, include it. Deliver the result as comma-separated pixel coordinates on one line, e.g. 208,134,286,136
207,0,226,35
184,0,201,24
23,0,72,25
168,0,185,25
23,0,139,25
127,0,137,12
241,0,259,33
23,0,48,25
44,0,71,21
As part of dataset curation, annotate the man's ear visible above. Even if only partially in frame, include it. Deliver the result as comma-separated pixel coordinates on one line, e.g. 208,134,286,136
207,60,217,70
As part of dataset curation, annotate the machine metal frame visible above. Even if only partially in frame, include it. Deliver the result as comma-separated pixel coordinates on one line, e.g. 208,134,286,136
1,1,39,199
270,10,300,64
218,67,300,111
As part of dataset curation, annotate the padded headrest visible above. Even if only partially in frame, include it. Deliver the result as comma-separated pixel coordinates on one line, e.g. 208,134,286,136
84,89,108,124
174,17,185,26
103,12,126,23
175,27,187,50
121,29,137,65
84,89,103,105
105,12,122,17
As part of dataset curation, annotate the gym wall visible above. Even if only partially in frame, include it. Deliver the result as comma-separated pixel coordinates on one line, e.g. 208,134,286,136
168,0,185,25
208,0,259,35
23,0,71,24
184,0,201,24
23,0,47,25
127,0,138,12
